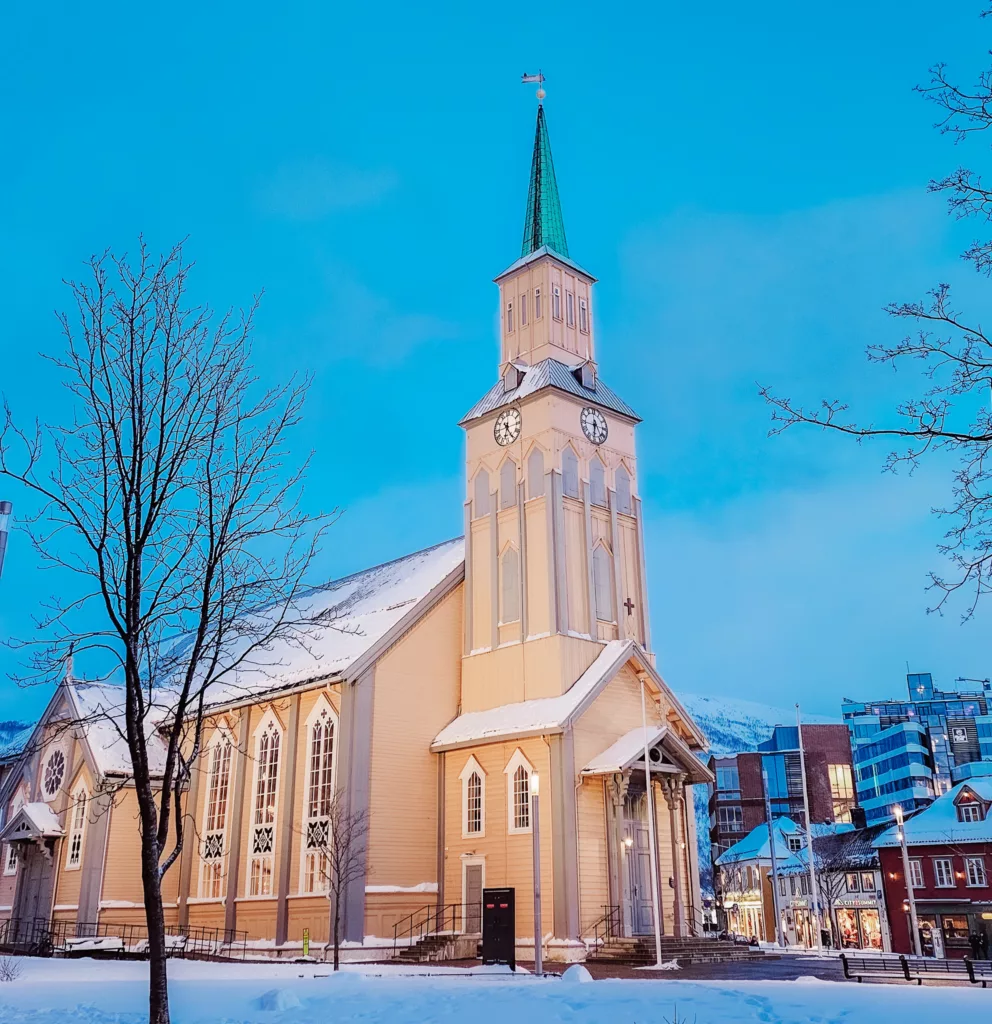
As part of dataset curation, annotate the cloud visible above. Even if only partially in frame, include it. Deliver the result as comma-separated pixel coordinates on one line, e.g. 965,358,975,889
258,158,398,220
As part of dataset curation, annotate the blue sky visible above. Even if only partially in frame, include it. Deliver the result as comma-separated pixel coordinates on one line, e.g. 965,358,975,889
2,1,992,721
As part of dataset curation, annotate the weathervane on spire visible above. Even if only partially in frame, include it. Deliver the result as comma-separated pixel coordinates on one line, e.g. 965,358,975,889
521,71,546,103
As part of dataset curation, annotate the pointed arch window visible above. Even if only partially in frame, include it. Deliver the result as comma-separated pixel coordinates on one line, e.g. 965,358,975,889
562,448,579,499
460,756,486,838
200,732,232,898
589,458,607,507
500,459,517,510
527,449,545,499
302,700,337,894
473,469,490,518
593,544,616,622
500,546,520,624
615,465,632,515
64,786,88,871
3,792,25,875
249,717,281,896
505,749,534,834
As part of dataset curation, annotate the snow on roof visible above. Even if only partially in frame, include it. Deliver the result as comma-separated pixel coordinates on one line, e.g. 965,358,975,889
874,778,992,847
69,681,169,778
716,817,803,867
0,722,36,762
432,640,631,751
582,726,666,775
0,801,65,841
201,538,464,707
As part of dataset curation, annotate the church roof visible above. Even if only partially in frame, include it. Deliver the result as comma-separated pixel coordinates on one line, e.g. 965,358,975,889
521,104,568,259
459,358,640,426
495,245,595,284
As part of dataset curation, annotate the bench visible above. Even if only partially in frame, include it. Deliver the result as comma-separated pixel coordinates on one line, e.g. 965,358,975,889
840,953,910,983
965,958,992,988
903,955,970,984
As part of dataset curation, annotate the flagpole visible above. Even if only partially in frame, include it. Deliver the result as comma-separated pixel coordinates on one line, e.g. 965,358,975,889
796,704,821,951
640,677,664,966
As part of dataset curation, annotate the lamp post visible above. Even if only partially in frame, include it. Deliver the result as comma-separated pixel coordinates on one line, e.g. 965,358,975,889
531,770,542,976
640,677,665,962
894,804,921,956
0,501,11,579
796,704,822,951
763,769,786,947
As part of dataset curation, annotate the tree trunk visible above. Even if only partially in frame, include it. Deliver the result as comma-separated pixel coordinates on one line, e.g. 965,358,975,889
333,893,341,971
139,804,169,1024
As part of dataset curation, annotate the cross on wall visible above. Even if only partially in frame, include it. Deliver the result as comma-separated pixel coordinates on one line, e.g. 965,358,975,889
623,597,635,617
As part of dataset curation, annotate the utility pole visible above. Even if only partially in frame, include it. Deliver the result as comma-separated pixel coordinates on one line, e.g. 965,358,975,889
0,501,11,579
894,804,922,956
796,704,822,950
763,769,786,947
531,771,542,976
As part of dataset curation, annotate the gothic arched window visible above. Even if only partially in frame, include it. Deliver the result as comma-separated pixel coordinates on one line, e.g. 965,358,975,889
500,459,517,510
65,787,87,871
527,449,544,499
589,458,607,507
500,547,520,623
593,544,615,622
199,733,232,898
473,469,490,519
562,448,579,499
615,465,632,515
249,717,281,896
460,756,486,838
302,701,336,893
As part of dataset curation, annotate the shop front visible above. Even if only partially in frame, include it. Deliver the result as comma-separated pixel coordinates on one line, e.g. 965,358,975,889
913,906,992,959
835,905,884,951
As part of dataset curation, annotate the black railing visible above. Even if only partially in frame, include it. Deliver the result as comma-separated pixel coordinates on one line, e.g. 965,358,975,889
584,905,622,955
392,903,473,961
0,916,248,961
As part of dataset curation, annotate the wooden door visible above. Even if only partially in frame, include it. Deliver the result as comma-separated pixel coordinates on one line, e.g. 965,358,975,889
464,864,483,934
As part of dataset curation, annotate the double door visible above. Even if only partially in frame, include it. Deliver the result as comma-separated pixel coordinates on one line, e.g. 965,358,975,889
622,794,656,935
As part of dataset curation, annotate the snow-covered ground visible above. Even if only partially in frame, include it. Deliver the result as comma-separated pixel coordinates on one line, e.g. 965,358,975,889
0,956,985,1024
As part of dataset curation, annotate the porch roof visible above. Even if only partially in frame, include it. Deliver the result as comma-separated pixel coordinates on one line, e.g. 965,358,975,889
581,725,713,784
0,801,64,843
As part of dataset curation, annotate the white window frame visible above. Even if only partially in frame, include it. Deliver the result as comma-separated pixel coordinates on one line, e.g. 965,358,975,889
958,803,982,822
300,696,338,894
965,856,987,887
4,791,26,875
64,784,88,871
504,748,534,835
932,857,954,888
506,301,514,333
520,293,528,326
909,858,924,888
552,285,561,321
247,710,283,897
459,755,486,839
534,287,542,319
579,297,588,333
198,726,234,899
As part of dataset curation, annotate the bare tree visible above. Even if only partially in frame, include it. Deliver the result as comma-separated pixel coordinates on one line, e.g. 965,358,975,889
761,8,992,619
305,794,369,971
0,241,333,1024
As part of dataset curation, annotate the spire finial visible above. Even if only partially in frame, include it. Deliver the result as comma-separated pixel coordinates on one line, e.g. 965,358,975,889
521,70,545,103
519,81,568,258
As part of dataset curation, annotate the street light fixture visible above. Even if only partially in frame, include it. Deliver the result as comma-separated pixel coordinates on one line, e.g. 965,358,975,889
0,501,11,579
893,804,921,956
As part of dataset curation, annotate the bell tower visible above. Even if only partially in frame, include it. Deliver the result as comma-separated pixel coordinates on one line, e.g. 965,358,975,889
459,97,652,715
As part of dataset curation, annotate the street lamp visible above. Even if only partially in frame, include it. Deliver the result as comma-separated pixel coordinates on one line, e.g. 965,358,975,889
531,771,542,976
893,804,921,956
0,501,11,579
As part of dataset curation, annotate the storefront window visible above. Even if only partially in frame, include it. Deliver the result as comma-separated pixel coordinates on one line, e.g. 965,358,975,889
837,908,861,948
942,914,971,949
859,909,883,950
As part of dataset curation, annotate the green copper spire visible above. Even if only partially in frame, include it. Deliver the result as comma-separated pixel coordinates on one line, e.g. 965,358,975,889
521,104,568,258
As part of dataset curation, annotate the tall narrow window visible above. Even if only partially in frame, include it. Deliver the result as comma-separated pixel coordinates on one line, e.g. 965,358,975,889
615,465,632,515
302,702,336,894
566,292,575,326
249,719,281,896
966,856,987,887
589,458,607,506
505,750,533,833
65,788,87,870
909,858,924,888
200,736,232,898
579,297,588,333
506,301,514,332
593,545,615,622
500,547,520,623
552,286,561,320
562,448,579,499
460,757,486,838
3,843,16,875
527,449,544,499
500,459,516,510
473,469,490,518
520,294,528,326
933,858,954,887
534,287,542,319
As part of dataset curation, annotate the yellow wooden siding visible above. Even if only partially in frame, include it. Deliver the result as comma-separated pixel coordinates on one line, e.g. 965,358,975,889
575,778,609,933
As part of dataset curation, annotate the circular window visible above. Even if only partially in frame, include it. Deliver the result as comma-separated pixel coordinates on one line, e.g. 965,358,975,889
43,750,66,797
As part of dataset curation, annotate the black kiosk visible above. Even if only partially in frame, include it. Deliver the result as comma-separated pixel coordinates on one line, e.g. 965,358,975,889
481,887,515,971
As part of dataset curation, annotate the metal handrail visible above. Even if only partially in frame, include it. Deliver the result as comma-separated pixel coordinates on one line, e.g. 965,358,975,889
391,903,467,960
583,904,622,953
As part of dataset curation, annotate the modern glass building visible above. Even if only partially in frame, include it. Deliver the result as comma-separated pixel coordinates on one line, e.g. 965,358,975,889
843,673,992,824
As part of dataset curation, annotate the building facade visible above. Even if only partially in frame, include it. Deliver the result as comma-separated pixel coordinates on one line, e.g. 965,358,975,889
876,778,992,959
707,724,855,886
844,672,992,825
0,101,713,961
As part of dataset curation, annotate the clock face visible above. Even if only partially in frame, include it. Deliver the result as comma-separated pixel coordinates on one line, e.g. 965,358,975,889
494,407,522,446
580,407,609,445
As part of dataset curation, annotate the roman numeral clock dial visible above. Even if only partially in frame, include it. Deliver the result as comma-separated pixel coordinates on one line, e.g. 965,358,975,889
494,407,522,446
580,407,609,445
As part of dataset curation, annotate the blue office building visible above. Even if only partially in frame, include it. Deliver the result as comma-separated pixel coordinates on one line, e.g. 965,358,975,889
843,673,992,824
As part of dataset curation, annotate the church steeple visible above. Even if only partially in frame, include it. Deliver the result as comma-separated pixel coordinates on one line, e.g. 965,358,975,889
521,104,568,258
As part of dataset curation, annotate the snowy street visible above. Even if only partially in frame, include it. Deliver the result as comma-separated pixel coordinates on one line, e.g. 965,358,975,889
0,957,988,1024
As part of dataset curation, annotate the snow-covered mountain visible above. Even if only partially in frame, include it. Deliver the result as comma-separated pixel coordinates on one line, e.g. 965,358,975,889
679,693,839,895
